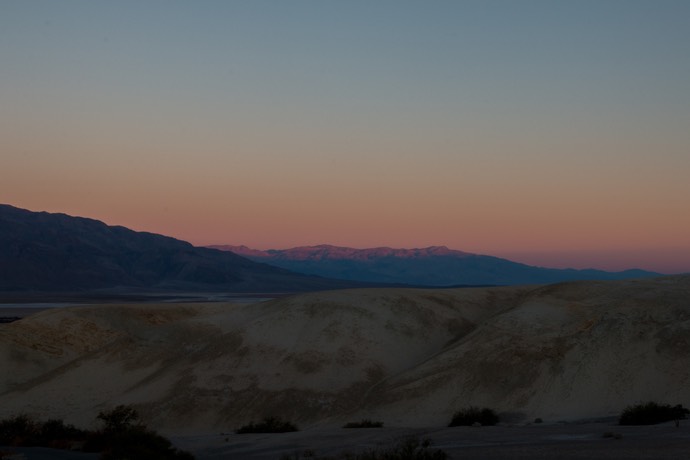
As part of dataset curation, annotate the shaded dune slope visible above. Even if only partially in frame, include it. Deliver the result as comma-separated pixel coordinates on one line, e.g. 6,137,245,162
1,276,689,434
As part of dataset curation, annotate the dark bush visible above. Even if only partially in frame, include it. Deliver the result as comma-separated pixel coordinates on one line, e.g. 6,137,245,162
619,402,689,425
38,419,88,449
94,405,194,459
0,415,89,449
102,426,194,460
448,407,499,427
0,415,38,445
343,419,384,428
97,405,141,433
0,407,195,460
236,416,298,434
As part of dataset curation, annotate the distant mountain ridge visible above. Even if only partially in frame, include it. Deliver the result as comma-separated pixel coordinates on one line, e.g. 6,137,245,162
0,204,366,293
209,244,661,286
226,244,471,260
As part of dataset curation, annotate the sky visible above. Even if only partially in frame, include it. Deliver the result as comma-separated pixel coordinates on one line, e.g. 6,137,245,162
2,0,689,273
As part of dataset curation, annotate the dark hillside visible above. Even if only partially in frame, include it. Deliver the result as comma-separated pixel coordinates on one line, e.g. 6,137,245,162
0,204,362,293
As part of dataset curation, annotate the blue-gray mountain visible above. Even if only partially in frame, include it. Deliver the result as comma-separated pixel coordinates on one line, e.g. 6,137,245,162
0,204,367,293
208,244,661,286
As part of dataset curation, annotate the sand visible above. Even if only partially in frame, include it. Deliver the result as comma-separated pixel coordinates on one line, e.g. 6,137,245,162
1,276,690,456
171,421,690,459
0,306,54,322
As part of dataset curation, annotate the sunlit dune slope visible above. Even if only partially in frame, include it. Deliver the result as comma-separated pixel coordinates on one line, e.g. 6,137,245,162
1,276,689,434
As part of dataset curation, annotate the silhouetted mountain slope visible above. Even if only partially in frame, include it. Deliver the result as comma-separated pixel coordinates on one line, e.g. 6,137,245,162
209,244,661,286
0,205,362,292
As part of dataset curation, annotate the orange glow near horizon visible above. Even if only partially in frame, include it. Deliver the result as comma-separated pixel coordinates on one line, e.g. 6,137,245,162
4,182,689,275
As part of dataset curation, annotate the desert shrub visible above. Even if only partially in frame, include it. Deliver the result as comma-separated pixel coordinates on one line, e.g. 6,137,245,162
92,405,194,459
236,416,298,434
38,419,89,448
0,407,194,460
280,437,447,459
97,405,142,433
102,426,194,460
0,415,38,445
82,430,108,453
343,419,384,428
0,415,89,448
448,407,499,427
619,402,689,425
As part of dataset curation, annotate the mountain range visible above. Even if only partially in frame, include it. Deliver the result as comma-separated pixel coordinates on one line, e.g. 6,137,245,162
209,244,661,286
0,204,363,293
0,204,662,293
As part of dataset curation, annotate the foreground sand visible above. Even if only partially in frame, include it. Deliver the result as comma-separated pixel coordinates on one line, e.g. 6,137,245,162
171,421,690,459
1,276,689,439
0,306,54,321
2,422,689,459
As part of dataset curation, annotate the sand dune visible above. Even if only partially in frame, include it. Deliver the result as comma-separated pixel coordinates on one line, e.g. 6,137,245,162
1,276,689,435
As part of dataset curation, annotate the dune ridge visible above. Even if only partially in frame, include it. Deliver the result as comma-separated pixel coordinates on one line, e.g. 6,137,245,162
1,276,689,434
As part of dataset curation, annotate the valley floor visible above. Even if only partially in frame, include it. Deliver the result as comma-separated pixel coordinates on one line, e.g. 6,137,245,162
171,421,690,460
